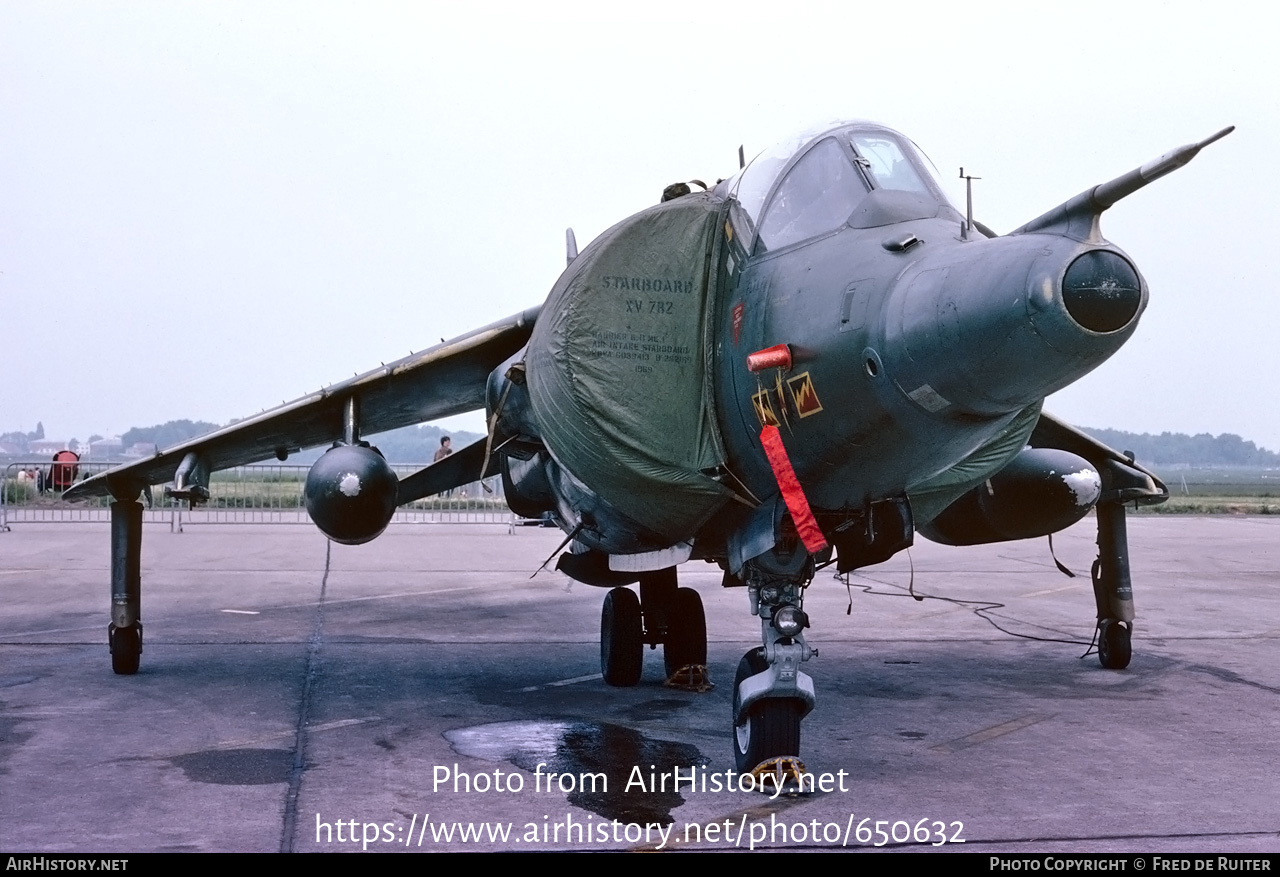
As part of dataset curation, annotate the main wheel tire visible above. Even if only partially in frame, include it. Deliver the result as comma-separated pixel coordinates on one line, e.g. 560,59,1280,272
1098,620,1132,670
601,588,643,686
732,648,801,772
663,587,707,677
110,624,141,675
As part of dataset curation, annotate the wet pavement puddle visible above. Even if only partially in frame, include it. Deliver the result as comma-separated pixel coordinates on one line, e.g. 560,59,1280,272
169,748,294,785
446,720,704,825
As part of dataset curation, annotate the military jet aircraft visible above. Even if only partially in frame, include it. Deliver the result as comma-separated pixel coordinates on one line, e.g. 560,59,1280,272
66,119,1232,774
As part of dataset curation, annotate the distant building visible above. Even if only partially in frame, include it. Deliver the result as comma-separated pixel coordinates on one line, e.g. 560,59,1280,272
88,437,124,459
29,439,69,455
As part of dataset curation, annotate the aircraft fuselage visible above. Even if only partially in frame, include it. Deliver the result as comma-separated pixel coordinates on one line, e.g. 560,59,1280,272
498,122,1148,574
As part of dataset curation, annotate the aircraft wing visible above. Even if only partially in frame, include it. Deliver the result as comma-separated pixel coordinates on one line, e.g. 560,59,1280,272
1029,410,1168,505
64,306,539,501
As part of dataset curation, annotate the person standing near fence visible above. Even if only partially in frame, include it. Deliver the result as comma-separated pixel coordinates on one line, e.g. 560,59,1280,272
433,436,453,497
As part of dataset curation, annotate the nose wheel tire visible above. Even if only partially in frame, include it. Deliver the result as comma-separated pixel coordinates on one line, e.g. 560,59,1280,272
109,623,141,675
732,647,801,772
663,587,706,678
601,587,643,686
1097,620,1132,670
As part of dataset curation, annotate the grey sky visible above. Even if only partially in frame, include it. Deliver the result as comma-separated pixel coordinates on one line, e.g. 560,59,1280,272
2,2,1276,451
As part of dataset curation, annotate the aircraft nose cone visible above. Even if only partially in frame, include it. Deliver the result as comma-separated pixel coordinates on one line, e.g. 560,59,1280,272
1062,250,1143,333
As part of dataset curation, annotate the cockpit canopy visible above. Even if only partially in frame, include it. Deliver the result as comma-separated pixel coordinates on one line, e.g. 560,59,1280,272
717,122,957,253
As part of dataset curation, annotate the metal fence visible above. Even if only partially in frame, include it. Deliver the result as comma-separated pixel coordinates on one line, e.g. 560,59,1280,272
0,460,517,531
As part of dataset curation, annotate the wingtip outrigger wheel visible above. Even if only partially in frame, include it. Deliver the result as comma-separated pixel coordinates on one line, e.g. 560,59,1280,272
109,621,142,675
1097,618,1132,670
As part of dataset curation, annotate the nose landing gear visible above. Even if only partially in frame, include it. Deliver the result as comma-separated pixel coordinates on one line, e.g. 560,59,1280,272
732,647,803,771
731,542,816,773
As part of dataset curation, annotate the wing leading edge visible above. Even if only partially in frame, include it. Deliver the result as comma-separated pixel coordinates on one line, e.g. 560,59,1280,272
1029,410,1168,505
65,306,540,501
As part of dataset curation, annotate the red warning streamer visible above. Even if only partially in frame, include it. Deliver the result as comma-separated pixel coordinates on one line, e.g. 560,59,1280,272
758,425,828,554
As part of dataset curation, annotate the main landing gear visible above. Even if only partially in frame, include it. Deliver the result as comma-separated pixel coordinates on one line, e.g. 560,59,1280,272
600,567,707,686
731,541,815,774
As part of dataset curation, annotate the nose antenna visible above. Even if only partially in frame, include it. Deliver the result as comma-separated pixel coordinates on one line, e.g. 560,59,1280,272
1013,126,1235,240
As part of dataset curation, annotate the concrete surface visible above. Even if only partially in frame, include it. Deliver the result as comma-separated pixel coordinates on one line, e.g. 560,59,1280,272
1,516,1277,852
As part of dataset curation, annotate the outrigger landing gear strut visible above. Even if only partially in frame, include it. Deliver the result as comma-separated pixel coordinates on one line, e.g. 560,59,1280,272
108,491,144,674
103,454,210,675
1027,417,1168,671
1092,499,1134,669
1090,453,1168,670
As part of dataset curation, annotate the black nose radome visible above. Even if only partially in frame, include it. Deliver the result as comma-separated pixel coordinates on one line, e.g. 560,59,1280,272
1062,250,1142,333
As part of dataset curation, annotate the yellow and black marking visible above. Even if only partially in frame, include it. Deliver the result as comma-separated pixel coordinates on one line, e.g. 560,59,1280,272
752,389,780,427
786,371,823,418
749,757,809,795
664,664,714,692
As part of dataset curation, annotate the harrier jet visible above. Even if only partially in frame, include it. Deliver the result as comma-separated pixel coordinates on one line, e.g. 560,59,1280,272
67,120,1231,774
